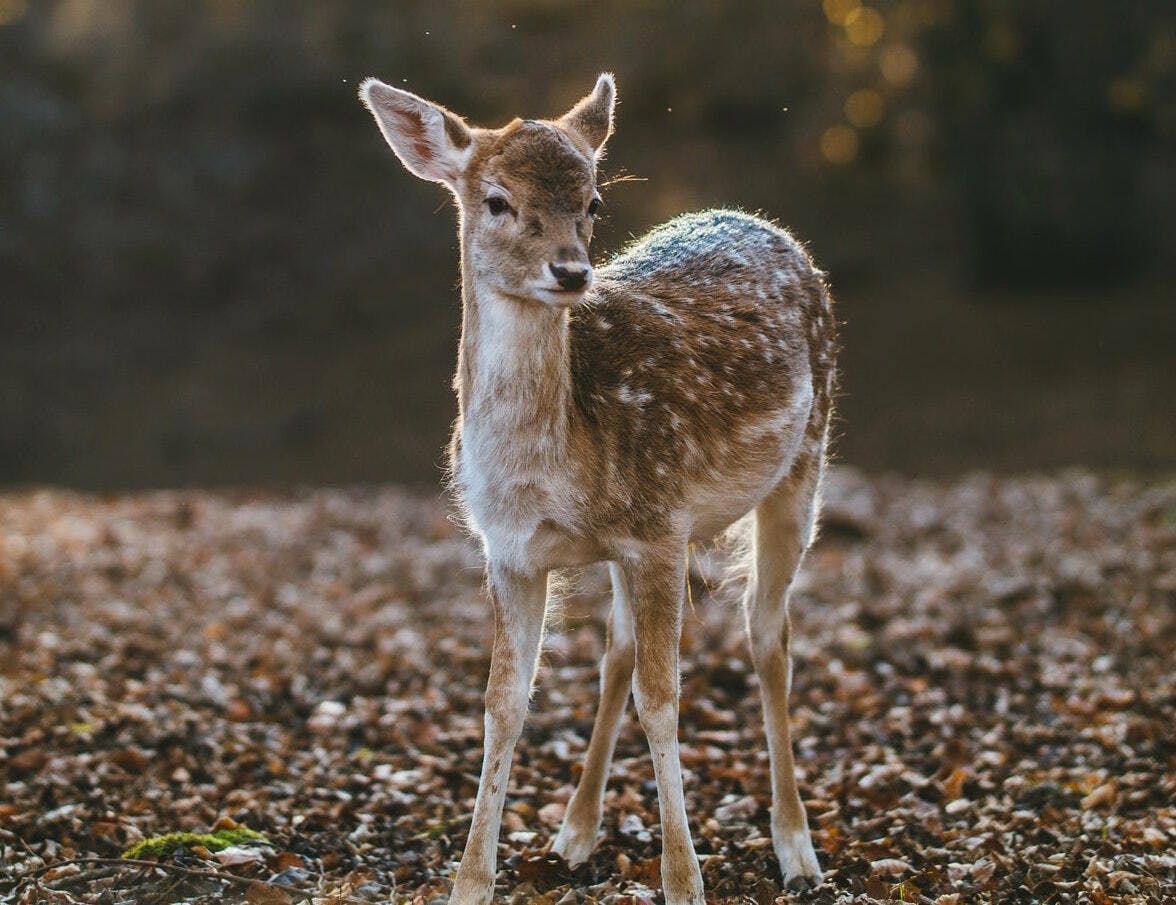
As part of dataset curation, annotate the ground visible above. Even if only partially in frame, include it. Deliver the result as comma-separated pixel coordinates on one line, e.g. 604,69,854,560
1,469,1174,904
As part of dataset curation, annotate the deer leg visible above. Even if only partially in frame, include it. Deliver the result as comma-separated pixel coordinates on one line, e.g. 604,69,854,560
552,562,635,864
450,565,549,905
625,547,704,905
745,464,823,891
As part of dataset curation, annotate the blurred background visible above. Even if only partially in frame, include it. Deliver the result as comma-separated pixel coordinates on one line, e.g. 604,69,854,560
1,0,1173,489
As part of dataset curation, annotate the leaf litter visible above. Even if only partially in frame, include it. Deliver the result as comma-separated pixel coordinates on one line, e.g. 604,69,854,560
1,468,1174,903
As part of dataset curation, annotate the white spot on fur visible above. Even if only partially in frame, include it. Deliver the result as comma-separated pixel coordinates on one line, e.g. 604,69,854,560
616,384,652,407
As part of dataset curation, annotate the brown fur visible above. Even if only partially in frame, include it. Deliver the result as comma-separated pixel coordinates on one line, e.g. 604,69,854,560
360,73,836,904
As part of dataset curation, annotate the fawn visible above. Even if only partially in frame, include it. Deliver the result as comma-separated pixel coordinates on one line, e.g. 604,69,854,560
360,73,836,904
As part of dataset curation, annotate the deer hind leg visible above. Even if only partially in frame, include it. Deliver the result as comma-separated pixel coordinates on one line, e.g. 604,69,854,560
625,546,705,905
745,458,824,891
552,563,635,865
450,564,548,905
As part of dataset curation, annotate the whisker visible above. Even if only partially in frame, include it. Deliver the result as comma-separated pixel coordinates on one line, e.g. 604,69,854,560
600,171,648,188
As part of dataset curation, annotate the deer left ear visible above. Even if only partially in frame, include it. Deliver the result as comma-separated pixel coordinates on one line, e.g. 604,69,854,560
560,73,616,155
359,78,473,189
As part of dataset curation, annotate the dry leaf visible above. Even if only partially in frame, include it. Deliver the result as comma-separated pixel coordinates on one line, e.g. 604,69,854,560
871,858,913,877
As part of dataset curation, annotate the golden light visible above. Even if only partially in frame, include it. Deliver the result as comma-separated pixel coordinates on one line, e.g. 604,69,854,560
823,0,860,26
1106,78,1145,113
845,89,885,128
820,125,860,165
845,6,885,47
880,44,919,86
1147,33,1175,73
0,0,28,27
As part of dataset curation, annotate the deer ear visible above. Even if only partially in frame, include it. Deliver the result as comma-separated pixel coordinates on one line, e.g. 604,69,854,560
560,73,616,155
359,79,473,188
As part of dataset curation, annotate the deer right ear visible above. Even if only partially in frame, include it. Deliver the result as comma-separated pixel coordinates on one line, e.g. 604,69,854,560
359,79,473,189
560,73,616,156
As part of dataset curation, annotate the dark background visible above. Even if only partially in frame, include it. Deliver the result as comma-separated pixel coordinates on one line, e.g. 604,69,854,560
2,0,1173,489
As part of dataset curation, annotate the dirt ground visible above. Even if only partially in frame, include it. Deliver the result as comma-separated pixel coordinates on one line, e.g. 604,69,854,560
1,469,1174,903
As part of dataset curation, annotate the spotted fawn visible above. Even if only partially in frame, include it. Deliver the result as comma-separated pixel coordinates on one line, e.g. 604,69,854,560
360,73,836,904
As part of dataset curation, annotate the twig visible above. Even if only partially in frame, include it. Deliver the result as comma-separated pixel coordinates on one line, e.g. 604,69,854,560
146,874,184,905
23,857,388,905
17,873,87,905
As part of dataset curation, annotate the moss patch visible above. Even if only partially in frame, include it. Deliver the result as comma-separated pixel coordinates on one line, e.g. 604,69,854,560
122,826,268,860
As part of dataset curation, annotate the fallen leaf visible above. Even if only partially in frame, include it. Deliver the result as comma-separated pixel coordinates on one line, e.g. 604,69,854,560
245,882,292,905
1081,782,1117,810
215,845,269,866
871,857,913,877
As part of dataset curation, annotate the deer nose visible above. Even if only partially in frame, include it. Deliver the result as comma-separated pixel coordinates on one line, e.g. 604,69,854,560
549,262,590,291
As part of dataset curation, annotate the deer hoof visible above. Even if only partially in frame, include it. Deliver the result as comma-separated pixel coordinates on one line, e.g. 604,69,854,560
776,828,823,892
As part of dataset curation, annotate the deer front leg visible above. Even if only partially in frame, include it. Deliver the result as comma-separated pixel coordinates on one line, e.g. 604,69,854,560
625,548,705,905
552,563,635,864
450,565,548,905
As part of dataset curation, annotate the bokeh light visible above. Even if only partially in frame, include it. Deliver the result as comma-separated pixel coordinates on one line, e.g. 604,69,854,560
845,6,885,47
1106,78,1145,113
823,0,860,26
1147,33,1175,72
880,44,919,86
845,89,885,128
820,124,860,164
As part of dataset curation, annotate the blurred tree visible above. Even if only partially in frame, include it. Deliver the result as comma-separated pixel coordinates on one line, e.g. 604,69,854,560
0,0,1172,485
919,0,1174,287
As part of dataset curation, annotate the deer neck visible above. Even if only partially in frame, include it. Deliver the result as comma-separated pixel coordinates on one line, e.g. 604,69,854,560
456,248,572,463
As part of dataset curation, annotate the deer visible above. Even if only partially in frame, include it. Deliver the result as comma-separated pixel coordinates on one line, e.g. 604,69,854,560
359,72,836,904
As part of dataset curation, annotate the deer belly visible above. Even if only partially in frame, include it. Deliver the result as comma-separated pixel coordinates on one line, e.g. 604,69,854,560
687,396,813,540
688,475,778,541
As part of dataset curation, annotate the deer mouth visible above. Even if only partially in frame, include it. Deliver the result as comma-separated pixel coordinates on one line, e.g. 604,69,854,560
534,285,590,308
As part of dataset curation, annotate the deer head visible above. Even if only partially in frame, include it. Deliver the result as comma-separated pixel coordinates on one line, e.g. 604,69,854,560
360,74,616,308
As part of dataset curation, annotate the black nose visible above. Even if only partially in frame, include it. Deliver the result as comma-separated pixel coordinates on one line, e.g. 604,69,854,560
549,262,589,291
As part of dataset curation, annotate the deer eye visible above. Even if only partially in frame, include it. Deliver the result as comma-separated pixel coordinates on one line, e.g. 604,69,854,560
485,196,512,216
587,197,602,217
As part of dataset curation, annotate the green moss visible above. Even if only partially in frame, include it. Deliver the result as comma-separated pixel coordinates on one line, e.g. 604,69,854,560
122,826,268,860
412,818,461,840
